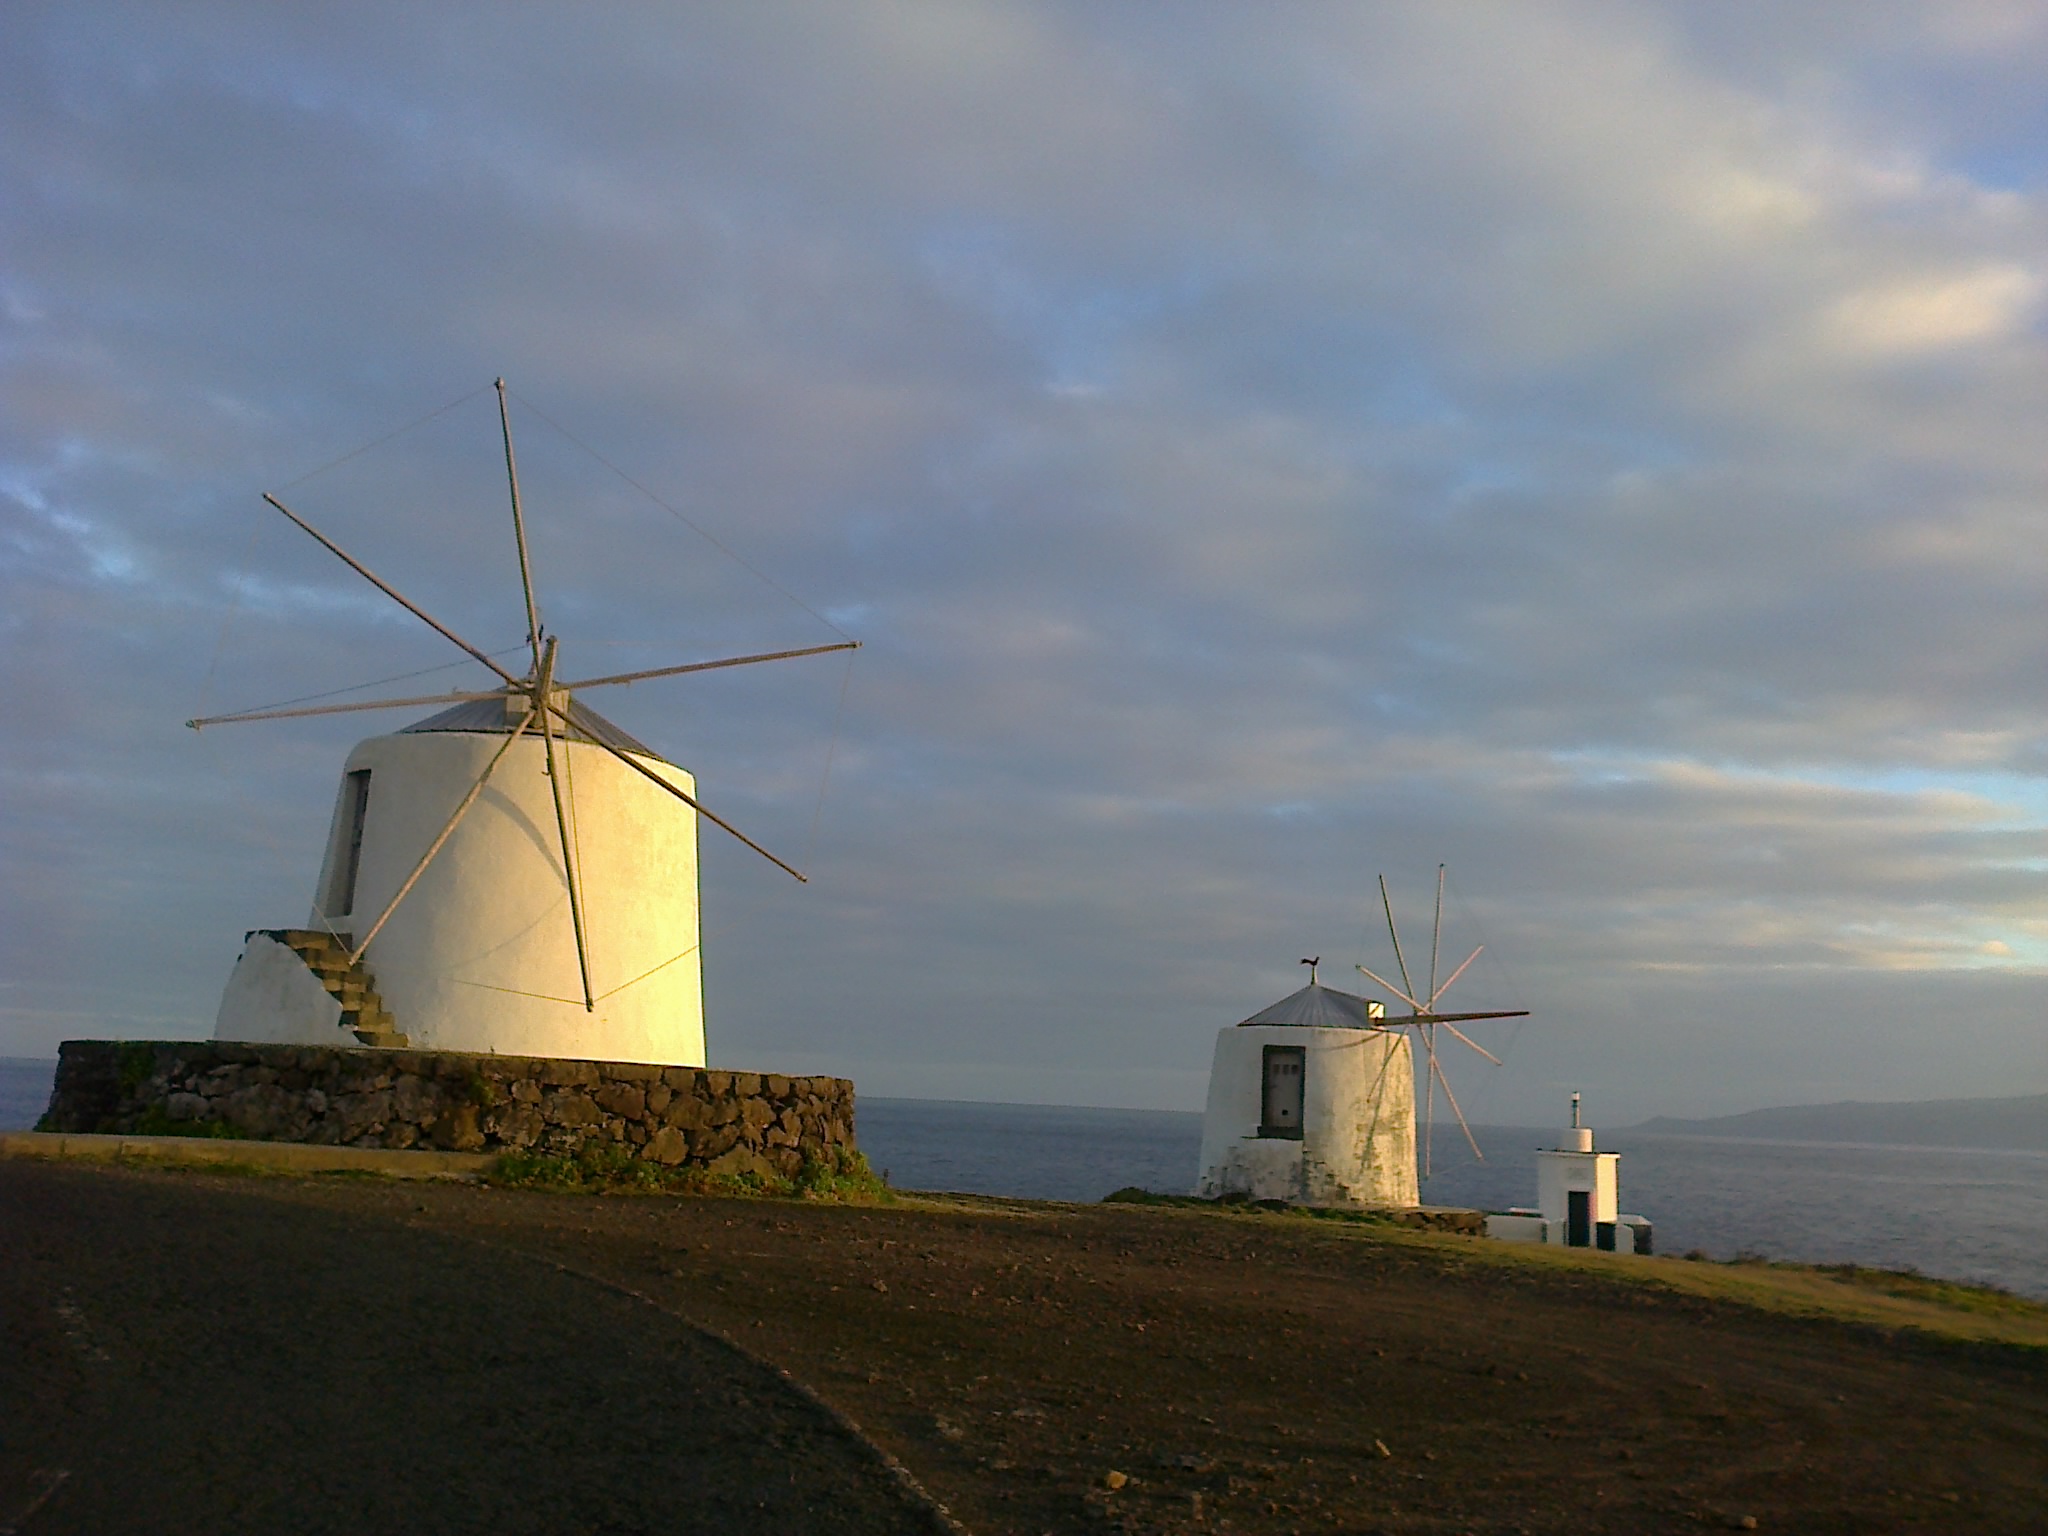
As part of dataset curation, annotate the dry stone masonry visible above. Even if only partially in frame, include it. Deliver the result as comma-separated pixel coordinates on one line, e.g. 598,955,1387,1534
40,1040,858,1181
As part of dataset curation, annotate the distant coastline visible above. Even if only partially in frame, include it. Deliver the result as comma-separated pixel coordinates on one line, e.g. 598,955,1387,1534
1633,1092,2048,1152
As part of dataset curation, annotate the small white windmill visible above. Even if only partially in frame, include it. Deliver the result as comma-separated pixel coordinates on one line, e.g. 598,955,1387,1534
195,380,855,1064
1356,866,1527,1175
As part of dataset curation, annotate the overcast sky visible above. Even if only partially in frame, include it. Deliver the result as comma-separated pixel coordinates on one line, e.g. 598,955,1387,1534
6,2,2046,1132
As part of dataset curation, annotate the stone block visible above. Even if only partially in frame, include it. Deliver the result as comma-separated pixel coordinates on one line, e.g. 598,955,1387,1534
392,1073,438,1123
690,1124,740,1159
645,1084,672,1115
544,1091,603,1128
430,1103,484,1152
489,1102,543,1149
539,1058,600,1088
592,1083,646,1120
337,1089,394,1141
644,1126,688,1165
602,1061,663,1083
661,1095,707,1132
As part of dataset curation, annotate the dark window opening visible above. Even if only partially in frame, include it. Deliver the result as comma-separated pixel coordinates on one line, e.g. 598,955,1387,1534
329,769,371,916
1259,1045,1305,1139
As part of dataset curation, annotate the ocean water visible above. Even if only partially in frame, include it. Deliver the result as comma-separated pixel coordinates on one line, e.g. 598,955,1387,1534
859,1099,2048,1300
6,1059,2039,1298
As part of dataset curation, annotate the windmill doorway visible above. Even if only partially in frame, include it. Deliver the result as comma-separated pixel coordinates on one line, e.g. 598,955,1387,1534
1260,1045,1305,1139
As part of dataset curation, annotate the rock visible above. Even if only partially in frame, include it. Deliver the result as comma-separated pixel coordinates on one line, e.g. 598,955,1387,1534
163,1091,208,1122
1374,1439,1392,1459
544,1091,603,1128
222,1083,300,1138
593,1083,646,1119
764,1074,792,1098
645,1084,672,1115
644,1126,689,1165
732,1072,762,1097
430,1103,484,1151
690,1124,741,1159
488,1102,544,1149
336,1089,394,1141
704,1145,772,1180
392,1073,437,1123
662,1095,707,1131
1101,1471,1129,1491
538,1058,600,1088
740,1098,775,1133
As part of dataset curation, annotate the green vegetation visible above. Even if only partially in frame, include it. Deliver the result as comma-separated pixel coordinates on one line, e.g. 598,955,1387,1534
486,1144,891,1202
131,1106,245,1140
116,1041,159,1095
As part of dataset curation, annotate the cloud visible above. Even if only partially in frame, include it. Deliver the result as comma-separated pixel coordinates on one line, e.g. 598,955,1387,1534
3,2,2046,1119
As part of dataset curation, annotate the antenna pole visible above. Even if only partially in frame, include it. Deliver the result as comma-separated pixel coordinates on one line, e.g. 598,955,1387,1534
497,378,544,677
535,638,596,1011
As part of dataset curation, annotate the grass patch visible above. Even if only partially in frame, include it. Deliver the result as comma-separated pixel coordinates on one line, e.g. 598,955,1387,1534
130,1106,246,1140
486,1144,891,1203
1103,1186,1404,1226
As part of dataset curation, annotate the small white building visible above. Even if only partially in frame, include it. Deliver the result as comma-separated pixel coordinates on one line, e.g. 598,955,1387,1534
1194,980,1419,1208
214,694,704,1065
1486,1094,1652,1253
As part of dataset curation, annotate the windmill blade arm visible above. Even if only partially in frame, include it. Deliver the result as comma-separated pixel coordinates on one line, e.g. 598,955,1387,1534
347,708,534,963
1379,874,1418,1005
545,701,808,883
1436,1019,1504,1065
563,640,860,692
1432,1055,1485,1163
1377,1009,1528,1025
1353,964,1420,1010
535,642,596,1012
188,689,511,730
262,494,522,686
1428,945,1484,1008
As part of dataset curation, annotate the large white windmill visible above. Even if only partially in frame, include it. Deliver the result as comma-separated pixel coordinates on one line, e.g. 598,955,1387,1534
1356,865,1527,1176
200,380,855,1065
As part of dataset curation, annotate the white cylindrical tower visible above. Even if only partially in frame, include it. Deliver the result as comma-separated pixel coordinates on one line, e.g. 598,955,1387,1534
218,696,704,1064
1194,982,1418,1207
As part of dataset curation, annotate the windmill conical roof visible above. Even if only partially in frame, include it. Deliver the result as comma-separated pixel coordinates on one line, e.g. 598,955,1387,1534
1238,981,1386,1029
399,697,671,764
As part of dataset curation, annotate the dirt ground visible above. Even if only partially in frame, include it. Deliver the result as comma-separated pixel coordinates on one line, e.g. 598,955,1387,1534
7,1161,2045,1535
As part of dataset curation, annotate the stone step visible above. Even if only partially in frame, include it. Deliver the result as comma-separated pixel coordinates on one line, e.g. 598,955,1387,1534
351,1027,411,1049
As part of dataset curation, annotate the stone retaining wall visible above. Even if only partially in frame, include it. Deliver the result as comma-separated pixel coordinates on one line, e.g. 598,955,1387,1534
39,1040,858,1182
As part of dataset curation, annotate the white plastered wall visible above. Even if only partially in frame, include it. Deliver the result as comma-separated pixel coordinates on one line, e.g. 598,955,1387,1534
301,728,704,1064
215,934,360,1048
1536,1148,1620,1226
1195,1025,1418,1207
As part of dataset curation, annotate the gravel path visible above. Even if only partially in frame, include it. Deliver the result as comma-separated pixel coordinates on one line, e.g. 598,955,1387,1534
0,1161,949,1536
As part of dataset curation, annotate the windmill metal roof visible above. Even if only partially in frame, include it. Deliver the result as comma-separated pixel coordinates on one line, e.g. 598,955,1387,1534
1239,981,1388,1030
400,697,669,764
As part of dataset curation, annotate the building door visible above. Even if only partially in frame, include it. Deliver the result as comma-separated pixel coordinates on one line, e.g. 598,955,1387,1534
1260,1046,1305,1139
1567,1189,1591,1247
